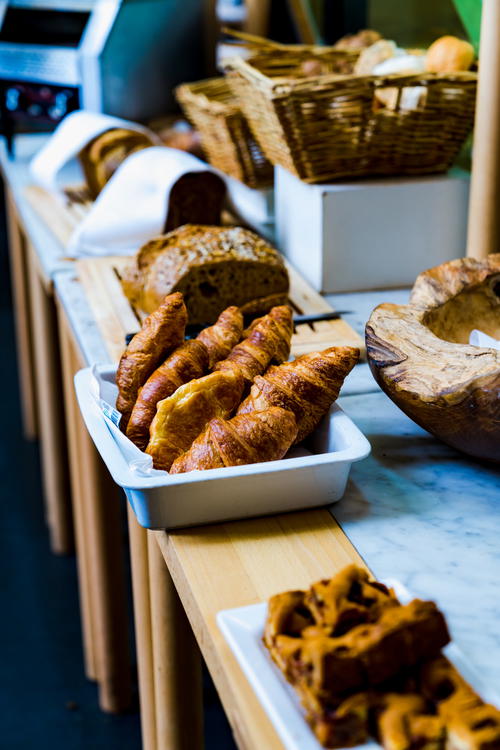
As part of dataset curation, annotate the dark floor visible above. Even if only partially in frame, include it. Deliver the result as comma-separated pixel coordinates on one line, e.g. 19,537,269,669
0,179,236,749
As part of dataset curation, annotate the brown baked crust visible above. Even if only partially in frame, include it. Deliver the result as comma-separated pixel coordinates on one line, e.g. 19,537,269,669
196,306,244,369
169,406,298,473
163,172,226,232
120,225,290,323
116,292,187,431
216,305,293,388
238,346,359,442
79,128,154,199
145,368,244,471
375,693,445,750
126,339,209,451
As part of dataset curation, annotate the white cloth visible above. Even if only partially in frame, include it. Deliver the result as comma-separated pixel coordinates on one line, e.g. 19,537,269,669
29,109,161,194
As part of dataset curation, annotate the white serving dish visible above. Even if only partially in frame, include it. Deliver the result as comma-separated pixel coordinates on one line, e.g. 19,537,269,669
217,581,500,750
74,364,371,529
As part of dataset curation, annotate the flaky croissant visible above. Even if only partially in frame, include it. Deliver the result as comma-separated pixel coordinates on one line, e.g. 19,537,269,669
126,339,209,451
216,305,293,387
196,306,244,369
170,407,298,473
116,292,187,431
237,346,359,443
146,368,244,471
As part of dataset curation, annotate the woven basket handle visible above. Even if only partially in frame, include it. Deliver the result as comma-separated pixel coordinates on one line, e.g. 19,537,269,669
221,27,296,51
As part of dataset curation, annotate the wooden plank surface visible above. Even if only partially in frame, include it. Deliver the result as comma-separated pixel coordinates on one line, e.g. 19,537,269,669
155,510,368,750
77,255,364,363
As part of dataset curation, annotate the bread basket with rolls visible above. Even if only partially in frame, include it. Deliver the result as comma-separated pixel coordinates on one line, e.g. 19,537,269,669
223,33,477,183
74,291,370,529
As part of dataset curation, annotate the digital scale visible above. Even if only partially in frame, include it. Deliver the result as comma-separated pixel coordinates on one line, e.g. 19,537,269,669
0,0,207,150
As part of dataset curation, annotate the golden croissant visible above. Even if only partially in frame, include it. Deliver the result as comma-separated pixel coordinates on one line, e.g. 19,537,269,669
216,305,293,388
146,369,244,471
126,339,209,451
196,306,244,369
237,346,359,443
170,407,298,473
116,292,187,431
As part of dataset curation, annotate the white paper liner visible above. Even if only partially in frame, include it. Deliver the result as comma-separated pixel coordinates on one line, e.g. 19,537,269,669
29,109,162,195
469,329,500,350
90,366,312,477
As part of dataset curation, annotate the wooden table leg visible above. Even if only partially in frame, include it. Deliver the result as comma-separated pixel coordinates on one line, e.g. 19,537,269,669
58,313,97,681
148,531,204,750
127,507,157,750
5,190,37,441
57,304,133,713
26,242,73,555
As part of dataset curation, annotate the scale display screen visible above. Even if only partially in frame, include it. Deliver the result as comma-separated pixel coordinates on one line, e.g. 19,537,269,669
0,7,90,47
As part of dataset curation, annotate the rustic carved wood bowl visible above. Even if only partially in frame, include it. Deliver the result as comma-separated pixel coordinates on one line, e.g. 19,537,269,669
366,255,500,462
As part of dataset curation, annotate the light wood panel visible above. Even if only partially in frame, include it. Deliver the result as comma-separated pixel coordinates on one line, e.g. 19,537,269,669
5,191,38,441
466,0,500,259
57,303,133,713
76,255,364,363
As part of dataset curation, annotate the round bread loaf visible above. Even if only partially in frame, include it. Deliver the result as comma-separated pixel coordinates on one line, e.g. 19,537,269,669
121,225,290,324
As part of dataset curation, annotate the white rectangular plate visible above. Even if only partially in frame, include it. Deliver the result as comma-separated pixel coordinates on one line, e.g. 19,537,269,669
216,581,500,750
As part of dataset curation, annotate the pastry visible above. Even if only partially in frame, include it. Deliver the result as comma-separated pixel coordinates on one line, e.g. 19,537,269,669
169,406,298,473
196,306,244,369
120,225,290,323
126,339,209,451
305,565,399,635
79,127,155,199
311,692,374,748
270,599,450,701
375,693,445,750
425,36,474,73
146,368,244,471
116,292,187,431
216,305,293,388
237,346,359,442
334,29,382,51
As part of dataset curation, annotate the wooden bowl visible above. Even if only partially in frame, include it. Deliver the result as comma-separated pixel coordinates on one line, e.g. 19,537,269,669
366,255,500,462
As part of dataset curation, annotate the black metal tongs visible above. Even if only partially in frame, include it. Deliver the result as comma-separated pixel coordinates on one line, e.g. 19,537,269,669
125,310,350,345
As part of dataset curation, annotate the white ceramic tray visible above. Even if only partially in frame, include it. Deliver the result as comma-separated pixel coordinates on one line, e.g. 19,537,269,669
216,581,500,750
74,364,371,529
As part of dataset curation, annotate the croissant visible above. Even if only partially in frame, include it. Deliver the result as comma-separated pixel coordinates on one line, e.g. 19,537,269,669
196,306,244,369
146,368,244,471
126,340,209,451
116,292,187,430
170,407,298,473
237,346,359,443
216,305,293,387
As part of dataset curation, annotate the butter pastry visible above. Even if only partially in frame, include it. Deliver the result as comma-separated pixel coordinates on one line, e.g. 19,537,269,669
196,306,244,369
238,346,359,442
169,406,298,473
216,305,293,388
146,368,244,471
126,339,209,451
116,292,187,431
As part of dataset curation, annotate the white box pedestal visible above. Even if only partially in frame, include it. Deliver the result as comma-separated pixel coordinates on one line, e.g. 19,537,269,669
275,167,470,293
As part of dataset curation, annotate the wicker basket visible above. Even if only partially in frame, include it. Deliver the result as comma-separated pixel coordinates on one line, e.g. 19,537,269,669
175,77,273,189
225,51,477,183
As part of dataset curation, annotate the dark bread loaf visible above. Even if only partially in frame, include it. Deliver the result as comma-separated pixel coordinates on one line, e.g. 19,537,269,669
79,127,155,199
120,224,289,324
